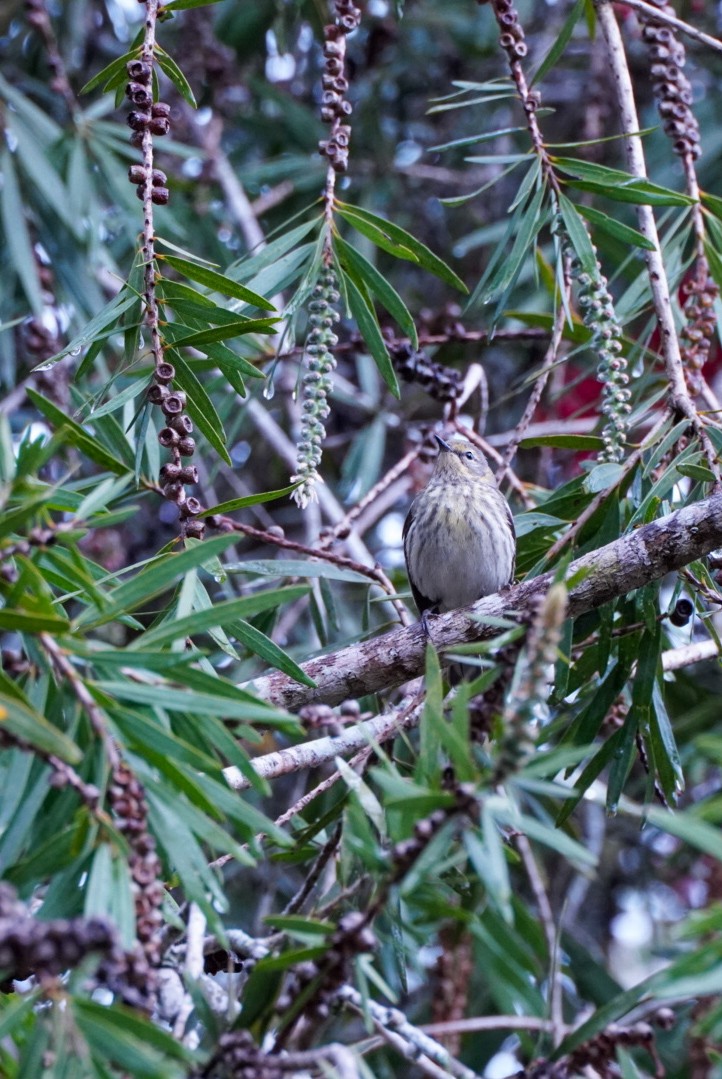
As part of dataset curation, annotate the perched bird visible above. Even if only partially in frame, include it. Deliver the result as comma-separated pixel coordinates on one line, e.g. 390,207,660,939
403,434,516,628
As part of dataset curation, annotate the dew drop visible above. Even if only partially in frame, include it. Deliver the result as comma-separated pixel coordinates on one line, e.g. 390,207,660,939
262,380,275,400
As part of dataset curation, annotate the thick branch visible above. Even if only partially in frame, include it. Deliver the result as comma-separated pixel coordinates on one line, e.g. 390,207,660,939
246,491,722,710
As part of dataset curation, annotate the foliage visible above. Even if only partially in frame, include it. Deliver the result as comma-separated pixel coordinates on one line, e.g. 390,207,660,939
2,0,722,1076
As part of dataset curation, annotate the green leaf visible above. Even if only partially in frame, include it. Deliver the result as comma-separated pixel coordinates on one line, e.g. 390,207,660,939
200,484,301,517
0,609,70,633
336,202,468,291
531,0,586,86
80,50,139,95
558,192,598,277
76,533,239,627
162,0,222,8
476,182,546,306
42,287,140,370
1,150,44,317
161,254,275,310
25,390,132,477
519,434,604,450
226,557,370,584
167,319,279,349
584,462,624,493
577,204,656,251
345,275,400,397
0,693,82,764
554,157,693,206
231,617,316,686
153,45,197,108
133,586,309,648
334,235,418,347
169,351,231,466
74,999,192,1077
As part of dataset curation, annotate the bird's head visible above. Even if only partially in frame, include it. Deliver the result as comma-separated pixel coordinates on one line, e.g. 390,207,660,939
432,434,494,482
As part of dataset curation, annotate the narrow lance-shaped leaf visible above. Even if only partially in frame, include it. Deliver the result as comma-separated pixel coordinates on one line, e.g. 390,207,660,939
344,274,401,398
161,254,276,310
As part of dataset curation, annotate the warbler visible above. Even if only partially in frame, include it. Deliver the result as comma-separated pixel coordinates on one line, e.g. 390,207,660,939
403,434,516,627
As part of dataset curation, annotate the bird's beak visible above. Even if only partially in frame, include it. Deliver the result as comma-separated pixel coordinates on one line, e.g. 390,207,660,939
435,434,451,452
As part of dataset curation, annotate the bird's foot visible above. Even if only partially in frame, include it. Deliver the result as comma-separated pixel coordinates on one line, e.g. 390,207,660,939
420,607,438,640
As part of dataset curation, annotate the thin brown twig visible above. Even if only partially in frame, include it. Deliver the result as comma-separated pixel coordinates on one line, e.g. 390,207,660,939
40,633,120,770
515,833,564,1048
223,518,411,626
139,0,163,375
319,448,422,548
621,0,722,54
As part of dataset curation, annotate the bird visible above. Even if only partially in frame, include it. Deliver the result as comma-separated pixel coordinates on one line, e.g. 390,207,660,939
403,434,516,631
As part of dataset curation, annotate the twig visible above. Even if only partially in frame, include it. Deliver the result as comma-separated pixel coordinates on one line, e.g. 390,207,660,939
40,633,120,770
338,984,483,1079
223,693,424,791
595,0,722,486
139,0,163,375
621,0,722,55
224,517,410,626
515,833,564,1048
319,448,421,547
282,821,343,916
662,638,721,670
422,1015,566,1036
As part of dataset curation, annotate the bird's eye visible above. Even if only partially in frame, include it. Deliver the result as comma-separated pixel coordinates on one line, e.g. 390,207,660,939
465,451,474,461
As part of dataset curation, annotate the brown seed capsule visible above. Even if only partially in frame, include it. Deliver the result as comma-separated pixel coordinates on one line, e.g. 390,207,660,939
178,437,195,457
158,427,180,447
155,362,175,383
148,117,170,137
204,514,222,529
130,131,145,149
126,82,152,107
161,393,186,416
127,111,150,131
151,102,171,118
151,169,167,186
181,497,203,517
159,463,181,483
128,164,146,184
184,519,206,540
151,187,170,205
147,383,169,404
178,466,199,484
127,59,152,81
163,482,186,505
169,414,194,434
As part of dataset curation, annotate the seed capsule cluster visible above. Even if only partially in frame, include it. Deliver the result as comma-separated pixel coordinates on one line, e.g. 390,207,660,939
490,0,529,63
679,269,718,395
318,0,361,172
554,219,631,463
0,882,116,990
292,268,341,508
125,58,171,204
391,340,463,404
640,4,700,162
105,761,164,1007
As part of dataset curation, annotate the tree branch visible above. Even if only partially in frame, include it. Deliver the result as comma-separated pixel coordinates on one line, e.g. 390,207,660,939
245,490,722,709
